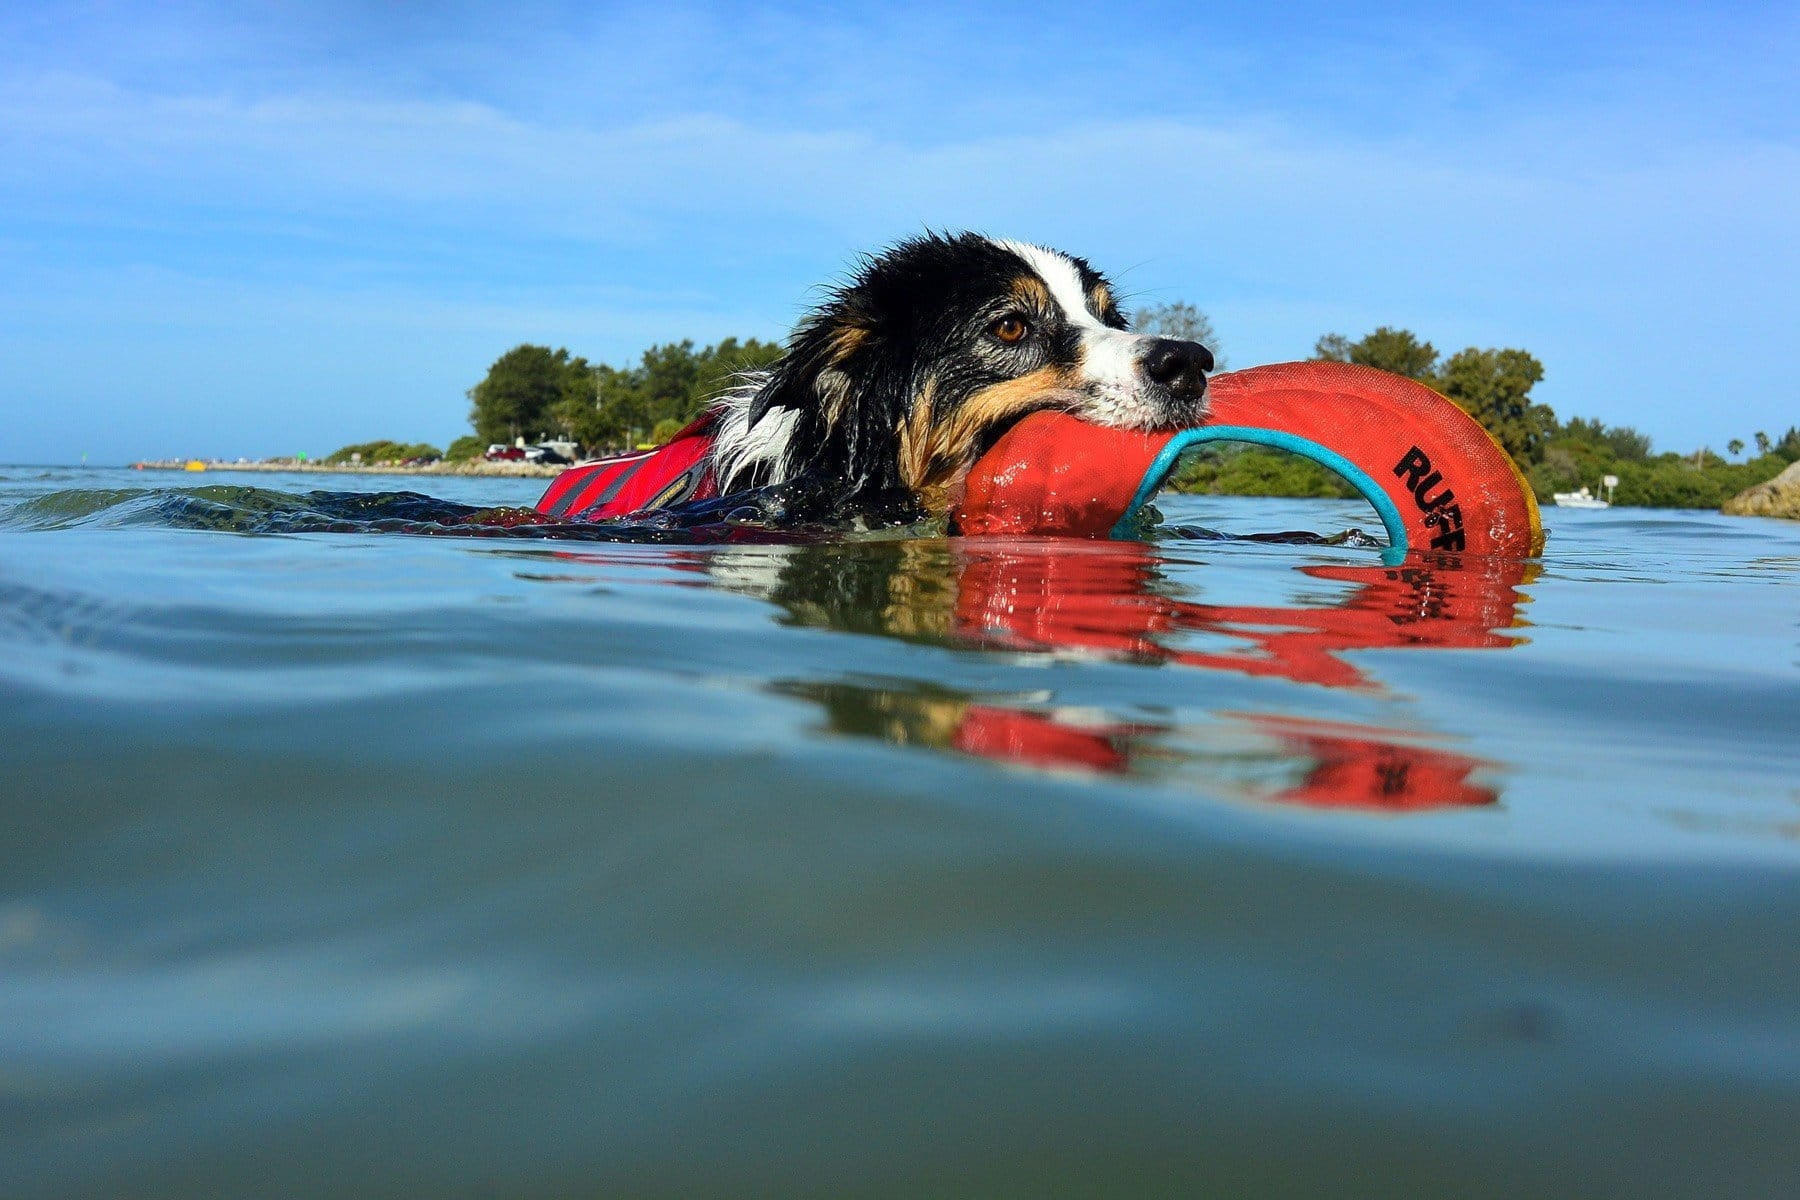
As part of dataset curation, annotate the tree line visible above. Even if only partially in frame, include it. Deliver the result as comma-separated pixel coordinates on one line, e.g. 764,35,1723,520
447,337,782,461
322,439,444,466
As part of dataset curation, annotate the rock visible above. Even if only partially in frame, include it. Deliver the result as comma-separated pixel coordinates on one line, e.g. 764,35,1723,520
1722,460,1800,519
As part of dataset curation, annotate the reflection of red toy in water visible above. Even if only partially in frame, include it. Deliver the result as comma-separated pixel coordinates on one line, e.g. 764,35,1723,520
950,707,1496,812
951,541,1531,691
937,541,1523,809
952,706,1141,774
1241,714,1496,811
534,539,1526,810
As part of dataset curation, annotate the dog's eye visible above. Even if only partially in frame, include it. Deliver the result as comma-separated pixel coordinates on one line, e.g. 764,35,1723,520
990,315,1030,344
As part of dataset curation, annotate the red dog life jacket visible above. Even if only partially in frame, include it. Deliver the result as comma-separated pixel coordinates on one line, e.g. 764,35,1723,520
534,413,722,522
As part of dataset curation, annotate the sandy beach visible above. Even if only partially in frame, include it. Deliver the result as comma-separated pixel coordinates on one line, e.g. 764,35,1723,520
130,458,568,478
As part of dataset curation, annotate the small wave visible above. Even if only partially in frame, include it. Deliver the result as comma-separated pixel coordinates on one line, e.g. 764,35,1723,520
3,482,1383,553
0,487,170,530
0,484,863,544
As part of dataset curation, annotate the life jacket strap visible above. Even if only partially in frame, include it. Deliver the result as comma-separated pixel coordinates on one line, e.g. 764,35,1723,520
534,410,722,522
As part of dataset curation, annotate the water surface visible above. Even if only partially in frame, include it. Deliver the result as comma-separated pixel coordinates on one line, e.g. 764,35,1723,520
3,465,1798,1197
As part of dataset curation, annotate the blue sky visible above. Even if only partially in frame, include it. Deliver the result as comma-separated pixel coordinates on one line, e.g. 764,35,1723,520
1,0,1794,463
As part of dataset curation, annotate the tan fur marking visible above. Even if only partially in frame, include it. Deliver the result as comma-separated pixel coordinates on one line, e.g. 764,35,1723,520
817,324,871,430
828,323,869,364
1010,274,1051,310
898,366,1079,501
1089,283,1112,316
897,377,940,493
817,366,851,429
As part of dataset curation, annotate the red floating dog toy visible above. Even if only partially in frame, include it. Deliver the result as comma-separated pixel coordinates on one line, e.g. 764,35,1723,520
953,360,1544,557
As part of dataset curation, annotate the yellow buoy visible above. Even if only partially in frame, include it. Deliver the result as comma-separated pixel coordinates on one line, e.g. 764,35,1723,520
184,460,207,472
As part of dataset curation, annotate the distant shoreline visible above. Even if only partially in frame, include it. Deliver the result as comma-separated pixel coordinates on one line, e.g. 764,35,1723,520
128,459,566,479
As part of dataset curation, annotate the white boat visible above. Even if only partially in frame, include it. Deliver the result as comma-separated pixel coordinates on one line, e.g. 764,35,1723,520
1553,486,1609,509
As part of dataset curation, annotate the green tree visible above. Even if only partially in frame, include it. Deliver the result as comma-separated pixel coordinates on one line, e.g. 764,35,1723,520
1728,438,1745,458
1557,416,1651,462
550,363,612,448
468,345,572,445
547,336,785,452
1169,443,1357,498
1607,452,1790,508
324,440,441,465
1314,326,1439,380
1312,332,1352,364
1436,347,1554,463
445,434,485,461
700,336,784,399
1136,302,1226,369
1603,425,1652,461
636,340,707,428
548,357,604,443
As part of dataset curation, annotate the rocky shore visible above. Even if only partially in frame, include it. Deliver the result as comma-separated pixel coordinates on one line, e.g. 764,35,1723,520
131,459,566,479
1722,460,1800,520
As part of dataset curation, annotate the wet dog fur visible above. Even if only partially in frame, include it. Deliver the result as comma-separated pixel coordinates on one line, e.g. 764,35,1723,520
707,232,1214,522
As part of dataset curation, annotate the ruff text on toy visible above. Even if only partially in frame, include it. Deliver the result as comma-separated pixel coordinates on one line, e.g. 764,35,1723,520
1394,446,1467,552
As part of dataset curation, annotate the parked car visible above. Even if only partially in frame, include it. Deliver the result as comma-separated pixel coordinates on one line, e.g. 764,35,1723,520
523,445,572,465
484,445,526,461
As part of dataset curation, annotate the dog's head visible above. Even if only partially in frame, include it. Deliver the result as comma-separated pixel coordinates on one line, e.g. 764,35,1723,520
712,232,1213,511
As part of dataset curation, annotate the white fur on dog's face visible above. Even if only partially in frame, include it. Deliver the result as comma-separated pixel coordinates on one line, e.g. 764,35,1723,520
992,238,1207,431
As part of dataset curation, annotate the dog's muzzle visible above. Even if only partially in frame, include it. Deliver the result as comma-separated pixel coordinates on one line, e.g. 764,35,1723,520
1141,337,1213,422
1142,338,1213,396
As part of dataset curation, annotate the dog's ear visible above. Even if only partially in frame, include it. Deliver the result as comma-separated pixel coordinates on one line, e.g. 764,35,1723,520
745,351,814,429
748,313,874,429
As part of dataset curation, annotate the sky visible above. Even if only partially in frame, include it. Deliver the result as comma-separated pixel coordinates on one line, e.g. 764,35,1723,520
1,0,1795,464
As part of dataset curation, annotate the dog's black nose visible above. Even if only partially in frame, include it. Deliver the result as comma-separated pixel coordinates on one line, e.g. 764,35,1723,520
1141,338,1214,395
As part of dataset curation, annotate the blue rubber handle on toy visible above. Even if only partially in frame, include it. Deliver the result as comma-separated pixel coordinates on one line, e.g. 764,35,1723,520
1112,425,1411,557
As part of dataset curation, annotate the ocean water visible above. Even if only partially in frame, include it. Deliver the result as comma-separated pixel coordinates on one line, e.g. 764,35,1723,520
2,464,1797,1198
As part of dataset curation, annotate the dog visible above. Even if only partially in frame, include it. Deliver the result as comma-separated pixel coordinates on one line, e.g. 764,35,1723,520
705,232,1214,521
